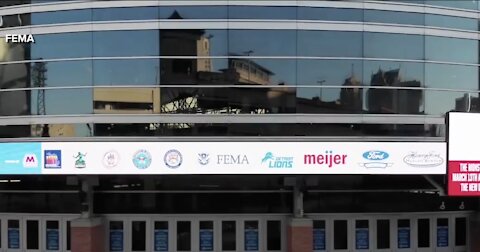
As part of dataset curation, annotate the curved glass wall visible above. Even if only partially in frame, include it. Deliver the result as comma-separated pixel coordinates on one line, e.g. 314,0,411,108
0,1,477,138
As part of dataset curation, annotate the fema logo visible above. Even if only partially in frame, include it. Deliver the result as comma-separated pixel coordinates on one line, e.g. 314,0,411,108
198,153,209,165
132,150,152,169
164,149,182,169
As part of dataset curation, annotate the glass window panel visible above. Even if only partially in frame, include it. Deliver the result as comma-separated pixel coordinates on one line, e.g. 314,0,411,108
132,221,146,251
27,220,39,249
160,6,227,19
177,221,191,251
0,13,30,28
437,218,448,247
199,221,214,251
31,89,93,115
313,220,326,251
425,36,478,64
418,218,430,248
229,58,295,85
397,219,410,249
229,6,296,19
93,7,158,21
160,29,227,56
0,41,29,62
425,0,478,10
8,220,20,249
154,221,168,252
30,61,93,87
355,220,369,250
46,221,59,251
160,58,228,85
31,9,92,25
267,220,281,250
455,217,466,246
364,61,424,87
425,63,477,90
334,220,348,250
32,32,93,59
364,33,424,60
297,31,362,57
426,14,477,31
377,219,390,249
94,59,160,85
298,59,363,86
222,221,236,251
298,7,363,21
93,30,159,57
365,10,424,26
425,90,469,115
228,30,296,56
110,221,124,252
161,87,295,114
365,88,424,115
244,221,259,251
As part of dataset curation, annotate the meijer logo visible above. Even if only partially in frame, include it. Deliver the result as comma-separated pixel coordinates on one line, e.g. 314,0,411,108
23,154,38,168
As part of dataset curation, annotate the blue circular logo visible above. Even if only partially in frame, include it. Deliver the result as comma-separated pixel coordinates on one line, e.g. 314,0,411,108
133,150,152,169
164,149,182,169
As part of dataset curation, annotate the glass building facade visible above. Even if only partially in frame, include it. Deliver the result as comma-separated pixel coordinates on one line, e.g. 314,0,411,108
0,1,477,251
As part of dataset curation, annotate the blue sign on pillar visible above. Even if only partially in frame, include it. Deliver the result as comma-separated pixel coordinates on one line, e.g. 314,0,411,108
154,229,168,251
398,227,411,249
355,228,369,249
8,228,20,249
110,229,123,251
244,228,259,251
437,226,449,247
200,229,214,251
313,228,326,250
46,228,59,250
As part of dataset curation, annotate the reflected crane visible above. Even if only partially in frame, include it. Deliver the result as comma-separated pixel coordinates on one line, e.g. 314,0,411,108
32,59,48,136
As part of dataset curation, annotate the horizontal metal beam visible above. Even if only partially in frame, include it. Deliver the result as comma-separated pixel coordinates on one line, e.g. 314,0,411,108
0,114,445,125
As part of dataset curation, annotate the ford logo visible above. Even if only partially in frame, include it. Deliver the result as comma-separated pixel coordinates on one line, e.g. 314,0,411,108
363,151,389,161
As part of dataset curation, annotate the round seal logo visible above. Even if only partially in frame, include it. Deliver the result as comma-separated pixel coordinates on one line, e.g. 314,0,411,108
133,150,152,169
164,149,182,169
103,151,120,168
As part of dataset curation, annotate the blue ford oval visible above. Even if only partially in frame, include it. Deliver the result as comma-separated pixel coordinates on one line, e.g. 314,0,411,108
363,151,389,160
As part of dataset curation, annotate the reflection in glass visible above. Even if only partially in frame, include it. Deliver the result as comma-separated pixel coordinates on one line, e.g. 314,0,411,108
94,59,160,85
94,87,160,114
425,36,478,63
160,29,227,56
93,7,157,21
228,30,296,56
365,10,424,26
30,89,93,116
364,33,424,60
93,30,159,57
229,6,296,19
32,32,92,60
425,63,477,90
30,61,92,87
363,61,424,87
298,7,362,21
161,87,295,114
160,6,227,19
426,90,468,115
31,9,91,25
297,31,362,57
425,14,477,31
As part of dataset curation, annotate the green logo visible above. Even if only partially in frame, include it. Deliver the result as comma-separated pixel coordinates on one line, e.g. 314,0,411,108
74,152,86,169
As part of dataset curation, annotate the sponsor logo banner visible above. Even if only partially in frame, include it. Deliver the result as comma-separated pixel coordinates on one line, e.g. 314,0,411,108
0,141,446,175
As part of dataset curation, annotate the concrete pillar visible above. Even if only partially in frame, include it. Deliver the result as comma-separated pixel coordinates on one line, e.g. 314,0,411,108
288,218,313,252
71,218,105,252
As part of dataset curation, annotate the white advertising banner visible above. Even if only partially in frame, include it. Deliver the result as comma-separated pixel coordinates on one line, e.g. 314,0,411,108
36,142,446,175
447,112,480,196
